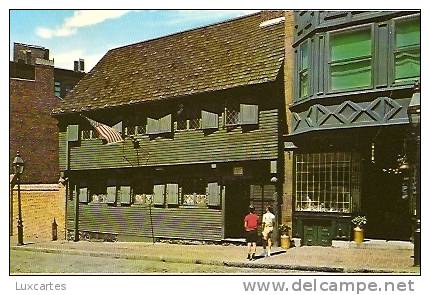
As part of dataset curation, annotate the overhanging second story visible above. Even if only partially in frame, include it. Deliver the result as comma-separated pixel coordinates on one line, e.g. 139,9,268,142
290,10,420,135
52,11,287,171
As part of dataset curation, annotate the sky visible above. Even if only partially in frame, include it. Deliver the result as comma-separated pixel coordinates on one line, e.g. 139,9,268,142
10,10,259,71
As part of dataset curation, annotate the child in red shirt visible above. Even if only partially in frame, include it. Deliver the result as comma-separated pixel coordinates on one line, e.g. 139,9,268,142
244,205,259,260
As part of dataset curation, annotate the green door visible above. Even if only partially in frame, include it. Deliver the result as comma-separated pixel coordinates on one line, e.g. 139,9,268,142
303,223,332,246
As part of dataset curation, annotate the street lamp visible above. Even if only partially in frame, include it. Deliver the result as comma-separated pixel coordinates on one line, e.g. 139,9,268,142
407,81,420,266
12,151,25,246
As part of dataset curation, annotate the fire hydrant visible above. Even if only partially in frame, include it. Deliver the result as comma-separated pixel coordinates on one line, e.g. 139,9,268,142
52,218,58,241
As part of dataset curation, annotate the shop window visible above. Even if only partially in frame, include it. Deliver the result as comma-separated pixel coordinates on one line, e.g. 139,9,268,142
298,41,310,98
394,17,420,84
181,179,208,207
329,27,372,91
295,152,361,213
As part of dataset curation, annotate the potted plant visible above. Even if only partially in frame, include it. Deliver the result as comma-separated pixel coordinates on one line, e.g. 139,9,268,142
279,224,291,249
351,216,367,243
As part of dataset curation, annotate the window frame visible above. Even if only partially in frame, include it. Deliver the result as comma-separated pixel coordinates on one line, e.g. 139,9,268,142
326,24,375,94
175,107,201,132
225,104,240,127
298,39,311,100
294,152,361,214
391,14,420,86
54,81,61,98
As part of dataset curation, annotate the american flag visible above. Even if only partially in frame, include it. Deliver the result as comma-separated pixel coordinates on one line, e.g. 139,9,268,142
83,116,123,144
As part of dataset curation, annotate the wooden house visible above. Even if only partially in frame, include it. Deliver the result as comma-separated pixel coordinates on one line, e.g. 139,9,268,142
52,11,288,242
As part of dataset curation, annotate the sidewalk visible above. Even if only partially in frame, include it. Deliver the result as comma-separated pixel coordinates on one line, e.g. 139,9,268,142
10,239,419,274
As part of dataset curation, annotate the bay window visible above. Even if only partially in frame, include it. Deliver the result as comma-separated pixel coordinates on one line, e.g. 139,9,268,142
329,27,372,91
298,41,310,98
394,17,420,84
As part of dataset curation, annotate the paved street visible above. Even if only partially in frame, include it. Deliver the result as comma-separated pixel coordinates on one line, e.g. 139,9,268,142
10,239,419,274
11,250,301,274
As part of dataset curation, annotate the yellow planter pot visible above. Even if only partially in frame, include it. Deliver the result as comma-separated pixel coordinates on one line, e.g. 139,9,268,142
353,226,364,243
280,235,291,249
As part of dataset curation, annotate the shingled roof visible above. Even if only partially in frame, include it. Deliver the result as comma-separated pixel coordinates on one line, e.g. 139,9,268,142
53,11,285,115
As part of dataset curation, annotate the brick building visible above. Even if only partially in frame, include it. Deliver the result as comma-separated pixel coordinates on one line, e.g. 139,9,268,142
10,43,85,183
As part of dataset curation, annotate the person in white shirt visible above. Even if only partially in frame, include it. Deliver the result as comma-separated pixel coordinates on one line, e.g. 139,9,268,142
262,205,276,257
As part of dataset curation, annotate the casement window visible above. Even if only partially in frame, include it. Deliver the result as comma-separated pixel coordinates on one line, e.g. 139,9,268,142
298,41,310,98
225,104,240,126
181,179,208,207
225,103,258,126
54,81,61,97
328,26,372,91
81,129,95,140
176,108,201,131
295,152,361,213
394,17,420,84
88,180,108,203
133,179,154,205
124,121,146,136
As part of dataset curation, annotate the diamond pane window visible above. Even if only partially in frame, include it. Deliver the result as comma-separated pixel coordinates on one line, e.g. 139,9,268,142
329,28,372,91
176,107,200,131
394,18,420,83
81,129,92,140
226,106,239,126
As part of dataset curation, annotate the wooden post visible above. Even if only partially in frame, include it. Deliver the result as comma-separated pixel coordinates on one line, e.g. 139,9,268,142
221,184,226,239
73,184,79,242
10,181,14,236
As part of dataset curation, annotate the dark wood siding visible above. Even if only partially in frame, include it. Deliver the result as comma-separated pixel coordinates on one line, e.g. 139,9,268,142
68,204,222,241
59,109,278,171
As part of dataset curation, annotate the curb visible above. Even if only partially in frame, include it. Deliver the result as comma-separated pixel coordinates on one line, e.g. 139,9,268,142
11,246,418,274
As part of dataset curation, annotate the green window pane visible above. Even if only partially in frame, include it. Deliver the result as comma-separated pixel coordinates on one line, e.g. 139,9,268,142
299,70,309,98
331,29,371,61
331,59,371,90
300,42,309,70
395,49,420,82
396,19,420,48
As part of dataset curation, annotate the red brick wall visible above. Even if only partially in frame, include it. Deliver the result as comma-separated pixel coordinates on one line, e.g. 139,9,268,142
10,64,61,184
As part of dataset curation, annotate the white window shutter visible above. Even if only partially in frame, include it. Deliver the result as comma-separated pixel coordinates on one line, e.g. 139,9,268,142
153,184,165,205
146,117,159,134
120,186,132,204
207,182,221,206
240,104,259,125
112,121,123,133
107,186,117,204
201,110,219,129
159,114,172,133
79,187,88,203
166,183,179,205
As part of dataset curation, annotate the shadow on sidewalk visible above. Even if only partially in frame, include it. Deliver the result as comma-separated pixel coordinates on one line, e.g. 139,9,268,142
252,248,286,260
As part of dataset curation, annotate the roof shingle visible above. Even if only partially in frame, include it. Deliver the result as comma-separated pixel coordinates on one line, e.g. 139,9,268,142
53,11,285,114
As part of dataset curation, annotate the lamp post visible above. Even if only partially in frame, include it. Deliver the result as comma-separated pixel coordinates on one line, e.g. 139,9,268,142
12,151,25,246
407,81,420,266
